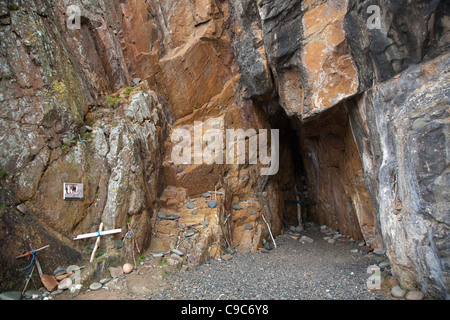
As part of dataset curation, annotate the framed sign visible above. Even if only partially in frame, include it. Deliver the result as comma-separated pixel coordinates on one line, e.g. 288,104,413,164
63,183,84,199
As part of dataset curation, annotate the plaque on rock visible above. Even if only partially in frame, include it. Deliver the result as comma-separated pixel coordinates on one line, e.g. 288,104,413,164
63,183,83,199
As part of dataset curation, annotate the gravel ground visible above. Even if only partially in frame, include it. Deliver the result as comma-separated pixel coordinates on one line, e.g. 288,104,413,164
151,228,389,300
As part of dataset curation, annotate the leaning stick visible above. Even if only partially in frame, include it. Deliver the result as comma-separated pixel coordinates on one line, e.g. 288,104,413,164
261,213,277,249
90,222,103,263
21,265,35,295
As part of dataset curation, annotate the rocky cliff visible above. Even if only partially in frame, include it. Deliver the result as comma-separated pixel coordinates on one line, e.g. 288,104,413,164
0,0,448,299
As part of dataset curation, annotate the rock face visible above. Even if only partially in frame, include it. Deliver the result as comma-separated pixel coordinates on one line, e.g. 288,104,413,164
348,53,450,299
0,0,448,300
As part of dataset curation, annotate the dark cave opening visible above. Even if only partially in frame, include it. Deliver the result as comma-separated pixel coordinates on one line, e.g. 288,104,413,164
263,100,377,243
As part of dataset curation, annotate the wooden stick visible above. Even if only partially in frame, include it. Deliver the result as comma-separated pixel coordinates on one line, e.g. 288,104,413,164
90,222,103,263
21,265,35,295
16,245,49,259
73,228,121,240
261,213,277,249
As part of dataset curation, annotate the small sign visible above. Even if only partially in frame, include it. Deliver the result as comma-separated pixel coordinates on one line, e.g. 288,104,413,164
63,183,84,199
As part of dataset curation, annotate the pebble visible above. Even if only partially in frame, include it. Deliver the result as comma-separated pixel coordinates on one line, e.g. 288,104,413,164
244,224,253,230
0,291,22,300
158,212,180,220
89,282,102,291
58,277,72,290
16,203,28,214
192,210,197,215
157,211,167,218
299,236,314,243
373,248,386,255
53,266,66,276
379,261,390,268
123,263,134,274
222,254,233,261
208,200,218,208
51,290,63,296
177,167,183,173
114,239,124,249
405,291,424,300
185,230,195,237
232,204,244,210
202,192,211,198
151,251,165,257
70,284,82,294
187,202,194,209
350,249,359,253
100,277,111,284
24,290,41,300
391,285,406,298
172,249,184,256
327,239,336,244
109,266,124,278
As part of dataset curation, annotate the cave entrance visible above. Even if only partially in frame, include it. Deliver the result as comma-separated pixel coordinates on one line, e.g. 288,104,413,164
267,102,378,245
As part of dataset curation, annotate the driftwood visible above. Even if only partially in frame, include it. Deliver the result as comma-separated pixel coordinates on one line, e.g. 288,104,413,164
261,212,277,249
